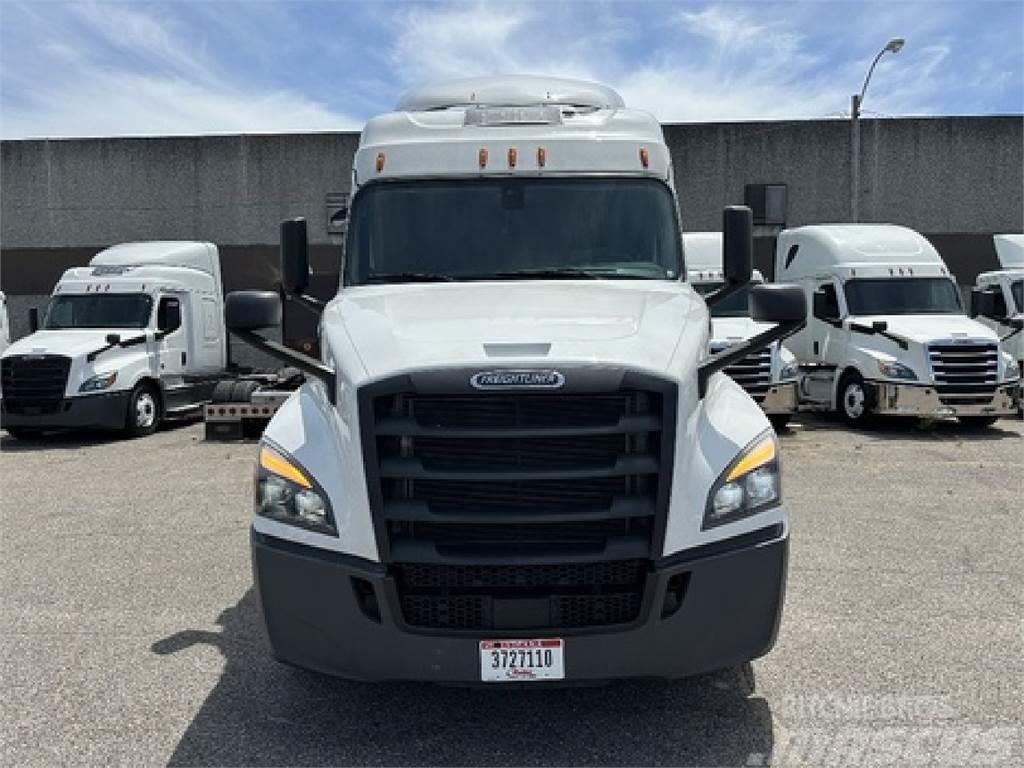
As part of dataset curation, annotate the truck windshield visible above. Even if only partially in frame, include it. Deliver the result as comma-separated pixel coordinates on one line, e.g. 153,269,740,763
692,282,754,317
345,178,682,284
43,294,153,330
844,278,962,315
1012,280,1023,314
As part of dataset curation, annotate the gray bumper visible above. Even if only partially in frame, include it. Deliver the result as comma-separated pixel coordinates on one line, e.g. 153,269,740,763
0,391,129,431
760,381,799,414
251,525,788,683
869,381,1020,418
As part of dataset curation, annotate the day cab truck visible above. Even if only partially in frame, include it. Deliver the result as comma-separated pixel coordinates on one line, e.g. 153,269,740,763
776,224,1020,427
0,241,227,439
973,235,1024,413
224,76,807,684
684,232,799,430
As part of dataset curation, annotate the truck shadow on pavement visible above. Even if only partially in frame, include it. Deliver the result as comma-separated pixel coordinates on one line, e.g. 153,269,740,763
786,413,1023,442
0,420,196,452
152,589,774,767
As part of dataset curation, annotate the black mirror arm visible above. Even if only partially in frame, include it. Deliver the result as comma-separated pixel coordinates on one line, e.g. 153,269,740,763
85,332,154,363
230,328,336,404
698,318,806,397
702,279,750,310
1001,319,1024,342
286,291,326,314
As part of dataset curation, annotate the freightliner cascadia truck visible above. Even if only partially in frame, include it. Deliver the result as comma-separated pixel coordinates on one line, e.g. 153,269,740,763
225,76,807,683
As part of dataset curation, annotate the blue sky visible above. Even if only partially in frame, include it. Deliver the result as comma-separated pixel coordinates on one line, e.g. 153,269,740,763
1,0,1021,138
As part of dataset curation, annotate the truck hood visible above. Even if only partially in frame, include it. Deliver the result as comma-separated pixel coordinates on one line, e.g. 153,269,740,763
326,281,704,380
852,314,998,344
1,329,133,360
709,316,773,345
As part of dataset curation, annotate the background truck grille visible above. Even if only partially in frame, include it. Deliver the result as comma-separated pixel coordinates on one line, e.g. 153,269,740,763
928,343,999,406
360,375,676,631
1,355,71,413
723,348,773,402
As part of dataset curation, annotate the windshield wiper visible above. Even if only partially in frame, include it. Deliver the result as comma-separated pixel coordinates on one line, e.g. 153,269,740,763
364,272,454,283
488,268,604,280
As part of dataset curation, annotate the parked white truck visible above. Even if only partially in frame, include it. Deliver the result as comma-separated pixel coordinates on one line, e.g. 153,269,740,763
685,232,799,429
776,224,1020,427
973,235,1024,405
0,292,9,357
224,76,807,684
0,242,226,438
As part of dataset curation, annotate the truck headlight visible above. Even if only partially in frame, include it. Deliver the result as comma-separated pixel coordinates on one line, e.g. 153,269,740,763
79,371,118,392
778,361,800,381
704,431,780,529
255,444,336,536
1003,356,1020,381
877,360,917,380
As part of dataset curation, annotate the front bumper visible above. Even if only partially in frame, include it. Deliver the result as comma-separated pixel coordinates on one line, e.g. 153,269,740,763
0,391,129,431
868,380,1020,418
251,524,788,683
760,381,799,414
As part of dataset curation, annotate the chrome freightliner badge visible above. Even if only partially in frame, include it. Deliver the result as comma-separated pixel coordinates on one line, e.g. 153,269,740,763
470,370,566,390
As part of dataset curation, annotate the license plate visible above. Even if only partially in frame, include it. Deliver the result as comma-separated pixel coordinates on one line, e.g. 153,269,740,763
480,639,564,682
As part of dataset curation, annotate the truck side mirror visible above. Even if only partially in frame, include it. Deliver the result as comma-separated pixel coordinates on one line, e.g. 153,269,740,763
28,307,39,333
969,288,997,319
704,206,753,308
157,297,182,334
750,284,807,324
281,218,310,296
225,291,282,331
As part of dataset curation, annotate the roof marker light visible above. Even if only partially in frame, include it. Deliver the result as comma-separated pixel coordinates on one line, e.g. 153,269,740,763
508,147,517,168
639,146,650,168
375,153,385,173
479,148,488,169
537,147,546,167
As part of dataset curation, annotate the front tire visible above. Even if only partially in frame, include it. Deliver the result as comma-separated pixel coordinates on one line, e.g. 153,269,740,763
837,372,874,427
126,383,160,437
769,414,792,432
4,427,43,441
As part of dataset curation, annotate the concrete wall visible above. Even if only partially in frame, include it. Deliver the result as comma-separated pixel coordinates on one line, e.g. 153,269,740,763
3,117,1022,341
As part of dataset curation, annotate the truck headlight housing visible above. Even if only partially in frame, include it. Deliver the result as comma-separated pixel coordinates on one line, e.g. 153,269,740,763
876,360,917,381
79,371,118,392
1003,356,1020,381
255,444,336,536
704,431,780,530
778,360,800,381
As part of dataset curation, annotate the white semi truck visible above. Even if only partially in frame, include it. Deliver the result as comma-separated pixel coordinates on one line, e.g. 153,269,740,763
0,292,9,357
224,76,807,684
0,242,227,438
973,235,1024,402
776,224,1020,427
684,232,799,430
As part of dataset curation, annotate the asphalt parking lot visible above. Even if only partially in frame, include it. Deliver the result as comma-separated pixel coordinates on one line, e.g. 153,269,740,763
1,414,1021,767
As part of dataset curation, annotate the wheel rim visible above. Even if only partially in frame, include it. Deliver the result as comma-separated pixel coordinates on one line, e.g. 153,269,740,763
843,382,866,419
135,392,157,428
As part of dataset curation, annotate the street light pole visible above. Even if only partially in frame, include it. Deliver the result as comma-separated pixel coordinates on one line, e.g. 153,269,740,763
850,38,904,222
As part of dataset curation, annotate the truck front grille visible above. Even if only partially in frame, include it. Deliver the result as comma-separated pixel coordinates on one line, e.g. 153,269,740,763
1,355,71,412
359,374,676,632
724,348,773,402
928,343,999,405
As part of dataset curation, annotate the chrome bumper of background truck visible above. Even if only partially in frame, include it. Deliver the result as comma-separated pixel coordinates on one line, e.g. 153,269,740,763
870,381,1020,418
251,524,788,683
760,381,798,414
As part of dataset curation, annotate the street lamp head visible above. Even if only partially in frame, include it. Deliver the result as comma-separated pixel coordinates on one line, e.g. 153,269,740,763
885,38,905,54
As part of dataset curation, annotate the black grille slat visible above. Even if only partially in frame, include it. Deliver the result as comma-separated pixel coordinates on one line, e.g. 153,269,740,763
361,379,675,631
928,343,999,405
1,355,71,407
723,348,773,400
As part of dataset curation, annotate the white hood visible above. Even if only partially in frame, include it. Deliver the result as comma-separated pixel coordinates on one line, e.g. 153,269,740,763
709,316,773,345
2,329,130,359
325,280,705,380
852,314,998,344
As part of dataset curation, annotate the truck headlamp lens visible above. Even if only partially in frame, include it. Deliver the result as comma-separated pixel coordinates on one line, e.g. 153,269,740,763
1004,357,1020,381
877,360,917,380
79,371,118,392
704,432,780,529
255,445,336,536
779,361,800,381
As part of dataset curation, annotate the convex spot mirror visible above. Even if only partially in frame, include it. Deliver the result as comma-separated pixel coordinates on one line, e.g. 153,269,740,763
750,284,807,324
225,291,282,331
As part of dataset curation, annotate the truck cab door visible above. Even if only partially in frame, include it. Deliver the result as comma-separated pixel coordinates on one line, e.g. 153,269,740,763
156,295,187,377
810,279,843,363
